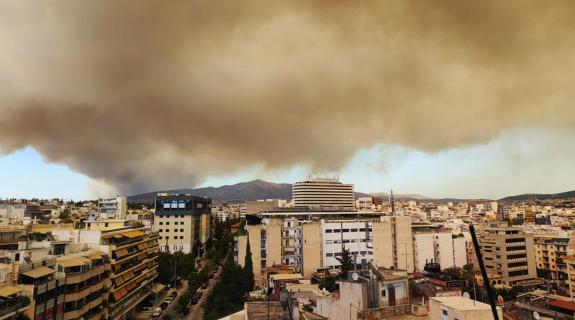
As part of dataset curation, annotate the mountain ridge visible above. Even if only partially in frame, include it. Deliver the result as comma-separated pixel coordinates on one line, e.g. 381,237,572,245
127,180,575,203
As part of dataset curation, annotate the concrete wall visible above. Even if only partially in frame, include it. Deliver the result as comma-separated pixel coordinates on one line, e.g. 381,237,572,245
302,223,322,279
453,237,467,267
266,224,282,266
414,233,434,272
394,217,414,272
435,233,454,269
372,219,393,269
247,224,262,287
316,281,366,320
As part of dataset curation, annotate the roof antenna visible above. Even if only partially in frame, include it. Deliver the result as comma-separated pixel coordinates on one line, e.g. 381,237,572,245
390,189,395,215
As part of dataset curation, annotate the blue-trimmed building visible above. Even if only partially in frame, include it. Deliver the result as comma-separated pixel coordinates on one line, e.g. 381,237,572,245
154,193,211,254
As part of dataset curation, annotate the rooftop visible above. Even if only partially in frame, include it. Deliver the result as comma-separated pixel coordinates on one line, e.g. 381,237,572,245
431,296,496,311
246,301,290,320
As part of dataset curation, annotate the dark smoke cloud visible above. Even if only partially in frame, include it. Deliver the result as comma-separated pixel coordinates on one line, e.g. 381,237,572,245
1,0,574,194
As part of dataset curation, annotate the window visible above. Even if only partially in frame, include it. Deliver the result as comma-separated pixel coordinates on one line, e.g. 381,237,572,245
180,236,184,239
180,229,184,232
159,236,163,240
181,222,184,225
159,222,163,225
442,309,448,316
166,236,170,240
326,253,334,257
326,240,333,244
341,229,350,233
350,228,358,232
197,203,203,209
326,229,333,233
175,222,178,225
159,229,163,232
165,229,170,233
174,229,178,232
166,222,170,225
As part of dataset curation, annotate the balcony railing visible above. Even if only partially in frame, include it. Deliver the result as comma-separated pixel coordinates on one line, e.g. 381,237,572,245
0,296,30,318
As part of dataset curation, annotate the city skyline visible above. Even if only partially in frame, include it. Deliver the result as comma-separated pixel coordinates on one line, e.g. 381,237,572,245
1,1,575,200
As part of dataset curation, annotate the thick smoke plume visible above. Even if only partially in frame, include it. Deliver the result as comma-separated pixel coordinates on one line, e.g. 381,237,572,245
1,0,574,194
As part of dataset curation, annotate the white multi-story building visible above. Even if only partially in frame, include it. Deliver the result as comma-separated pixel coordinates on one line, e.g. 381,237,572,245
320,220,374,269
292,178,355,210
97,196,127,220
0,204,26,219
413,232,467,271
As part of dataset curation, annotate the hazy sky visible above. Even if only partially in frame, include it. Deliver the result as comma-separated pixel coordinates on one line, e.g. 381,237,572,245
1,1,575,200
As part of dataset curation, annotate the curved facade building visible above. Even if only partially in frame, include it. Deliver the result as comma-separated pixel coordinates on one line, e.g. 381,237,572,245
292,178,355,210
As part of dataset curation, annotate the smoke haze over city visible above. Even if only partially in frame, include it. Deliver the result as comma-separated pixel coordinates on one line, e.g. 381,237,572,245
1,0,575,198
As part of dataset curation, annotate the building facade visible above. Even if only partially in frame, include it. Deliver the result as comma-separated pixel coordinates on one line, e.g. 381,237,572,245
292,178,355,210
154,194,211,254
97,197,127,220
533,234,569,292
413,232,467,272
478,227,539,287
235,216,414,287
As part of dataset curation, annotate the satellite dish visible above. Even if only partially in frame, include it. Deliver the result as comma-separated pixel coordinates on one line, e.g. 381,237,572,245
533,311,540,320
463,292,471,299
352,272,359,281
497,295,504,305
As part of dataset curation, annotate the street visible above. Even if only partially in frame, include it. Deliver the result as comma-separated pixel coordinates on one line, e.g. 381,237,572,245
186,265,223,320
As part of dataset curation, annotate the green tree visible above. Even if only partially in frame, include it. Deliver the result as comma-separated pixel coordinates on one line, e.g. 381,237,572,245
58,208,73,223
336,248,354,279
318,275,339,292
243,238,254,292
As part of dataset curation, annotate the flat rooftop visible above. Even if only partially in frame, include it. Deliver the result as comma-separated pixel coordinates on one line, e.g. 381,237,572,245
431,296,495,311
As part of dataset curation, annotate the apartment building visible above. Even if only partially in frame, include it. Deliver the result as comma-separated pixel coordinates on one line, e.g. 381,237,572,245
234,222,282,288
55,251,110,320
154,194,211,254
235,216,414,287
97,196,127,220
18,257,63,320
413,232,467,272
565,237,575,299
533,234,569,291
478,227,539,287
292,178,355,210
53,224,159,320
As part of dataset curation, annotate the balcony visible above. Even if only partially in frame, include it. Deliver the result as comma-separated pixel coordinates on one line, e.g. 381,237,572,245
65,265,106,284
63,296,104,320
0,296,30,319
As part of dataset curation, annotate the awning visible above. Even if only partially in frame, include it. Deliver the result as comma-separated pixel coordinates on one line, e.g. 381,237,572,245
112,287,128,302
58,256,91,267
137,243,147,251
114,248,129,258
22,266,54,279
0,285,22,297
113,234,125,239
151,283,165,294
122,230,145,238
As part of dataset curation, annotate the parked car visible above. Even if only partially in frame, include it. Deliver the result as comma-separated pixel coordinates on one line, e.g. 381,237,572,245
160,302,168,310
170,291,178,299
152,307,162,319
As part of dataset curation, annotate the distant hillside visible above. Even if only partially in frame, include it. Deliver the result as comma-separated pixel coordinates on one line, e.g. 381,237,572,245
499,190,575,202
128,179,374,203
128,179,292,202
